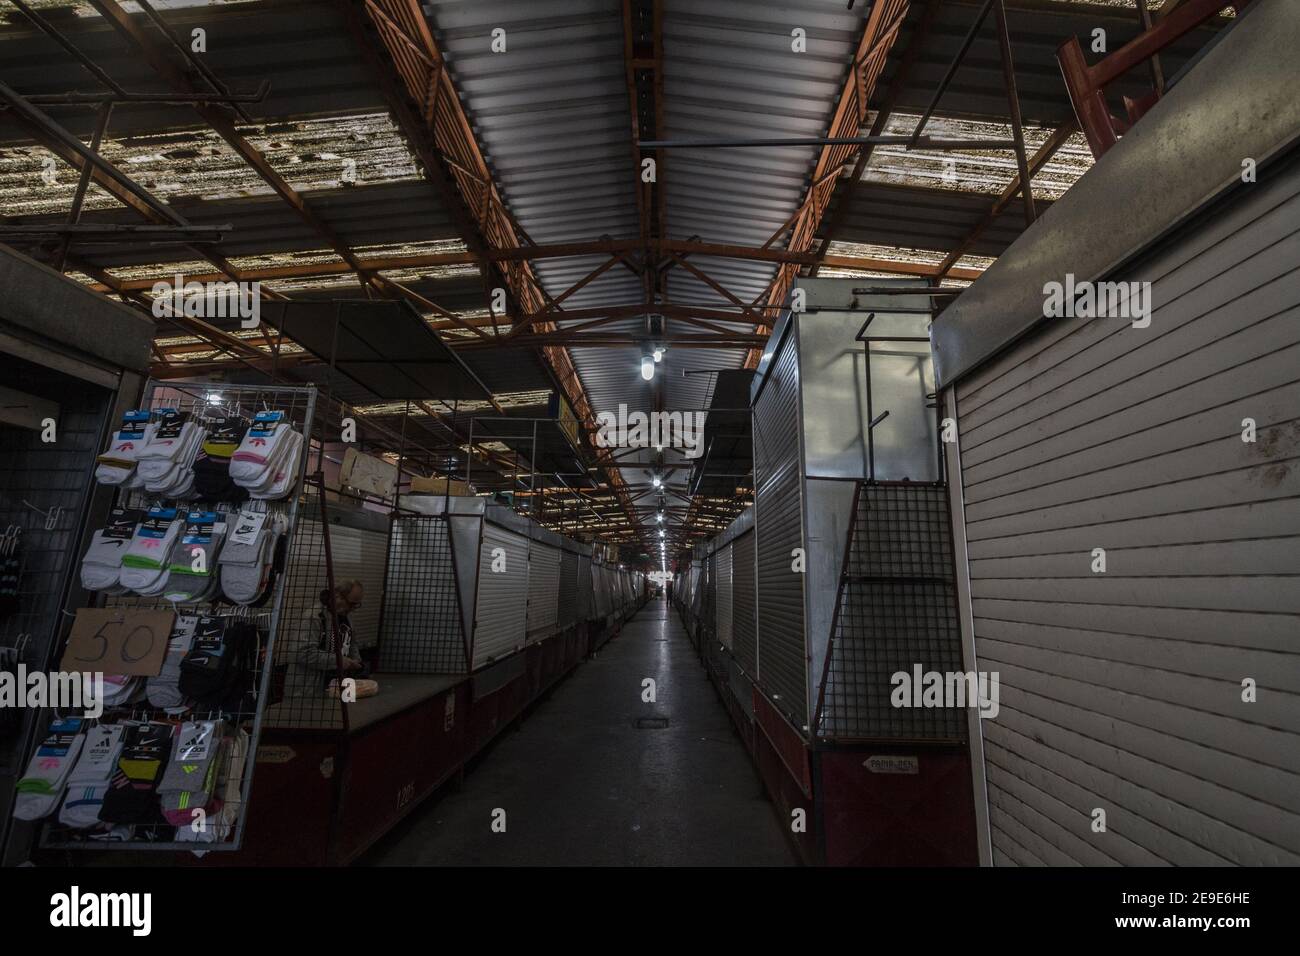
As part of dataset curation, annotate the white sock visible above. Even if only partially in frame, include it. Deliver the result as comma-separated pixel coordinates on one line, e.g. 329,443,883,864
13,718,84,820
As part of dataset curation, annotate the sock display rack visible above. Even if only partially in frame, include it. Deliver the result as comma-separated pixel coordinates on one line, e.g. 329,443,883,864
30,380,317,853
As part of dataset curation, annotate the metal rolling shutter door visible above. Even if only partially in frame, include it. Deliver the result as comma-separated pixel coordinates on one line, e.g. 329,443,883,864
753,332,807,725
731,529,757,674
716,543,734,650
559,550,580,627
526,542,561,640
955,161,1300,866
473,522,529,669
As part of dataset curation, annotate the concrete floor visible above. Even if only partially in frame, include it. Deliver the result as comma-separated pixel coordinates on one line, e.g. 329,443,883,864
360,598,799,866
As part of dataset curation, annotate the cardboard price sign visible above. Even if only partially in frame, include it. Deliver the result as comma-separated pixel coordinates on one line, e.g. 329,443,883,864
60,608,174,676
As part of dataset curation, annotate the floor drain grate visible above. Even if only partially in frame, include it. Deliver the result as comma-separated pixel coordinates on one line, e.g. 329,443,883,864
634,716,670,730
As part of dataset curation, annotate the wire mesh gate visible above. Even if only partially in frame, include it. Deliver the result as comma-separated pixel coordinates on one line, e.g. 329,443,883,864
814,482,967,742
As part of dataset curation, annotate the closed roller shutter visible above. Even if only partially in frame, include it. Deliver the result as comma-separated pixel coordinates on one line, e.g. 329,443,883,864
955,161,1300,866
594,564,611,618
576,554,592,620
731,530,757,674
559,550,580,628
753,330,807,724
526,542,561,640
716,544,733,650
473,522,529,669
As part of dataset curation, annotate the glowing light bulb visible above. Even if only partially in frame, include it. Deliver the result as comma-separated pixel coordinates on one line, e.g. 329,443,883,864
653,348,663,363
652,475,662,488
640,356,655,381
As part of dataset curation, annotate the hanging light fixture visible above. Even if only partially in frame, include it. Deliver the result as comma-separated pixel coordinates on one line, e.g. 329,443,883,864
640,355,655,381
653,347,664,363
652,474,662,488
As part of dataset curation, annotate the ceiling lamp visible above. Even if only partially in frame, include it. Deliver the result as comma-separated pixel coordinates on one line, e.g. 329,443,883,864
640,355,655,381
652,474,662,488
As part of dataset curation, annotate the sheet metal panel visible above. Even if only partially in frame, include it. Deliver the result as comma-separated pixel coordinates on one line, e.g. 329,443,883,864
931,0,1300,388
751,323,807,724
558,549,580,629
731,528,757,676
473,522,529,669
715,543,733,651
526,541,561,640
955,156,1300,866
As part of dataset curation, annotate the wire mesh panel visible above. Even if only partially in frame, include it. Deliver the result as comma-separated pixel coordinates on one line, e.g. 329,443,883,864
818,484,966,741
378,515,465,674
0,363,113,847
41,380,316,850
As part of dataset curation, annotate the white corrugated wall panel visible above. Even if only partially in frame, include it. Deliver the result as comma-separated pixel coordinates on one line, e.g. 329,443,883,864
955,161,1300,866
473,523,529,669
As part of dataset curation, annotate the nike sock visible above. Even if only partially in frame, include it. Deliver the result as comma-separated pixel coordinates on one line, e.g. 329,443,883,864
147,615,196,711
80,508,143,592
119,506,183,593
218,509,273,604
163,512,227,603
99,721,173,825
58,723,127,828
13,717,84,821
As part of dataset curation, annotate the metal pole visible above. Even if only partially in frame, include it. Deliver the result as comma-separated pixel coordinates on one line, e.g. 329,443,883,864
638,134,1017,150
908,0,998,147
993,0,1037,226
55,99,113,273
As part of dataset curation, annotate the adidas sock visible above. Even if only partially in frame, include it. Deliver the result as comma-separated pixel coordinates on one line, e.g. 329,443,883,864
176,728,247,843
230,412,292,486
250,431,303,500
13,718,84,821
58,723,127,828
95,412,152,487
160,721,225,825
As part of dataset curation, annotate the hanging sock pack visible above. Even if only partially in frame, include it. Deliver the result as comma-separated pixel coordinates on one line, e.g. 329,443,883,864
175,728,247,845
95,411,153,487
147,615,196,711
58,723,127,829
138,409,204,498
162,511,227,604
159,719,226,826
118,506,184,595
80,508,142,594
13,717,84,821
192,416,250,504
218,509,279,605
249,430,303,500
230,411,301,500
100,674,141,709
178,616,257,711
98,721,173,826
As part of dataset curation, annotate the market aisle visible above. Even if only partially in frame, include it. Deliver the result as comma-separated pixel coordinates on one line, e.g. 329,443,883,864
360,597,798,866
